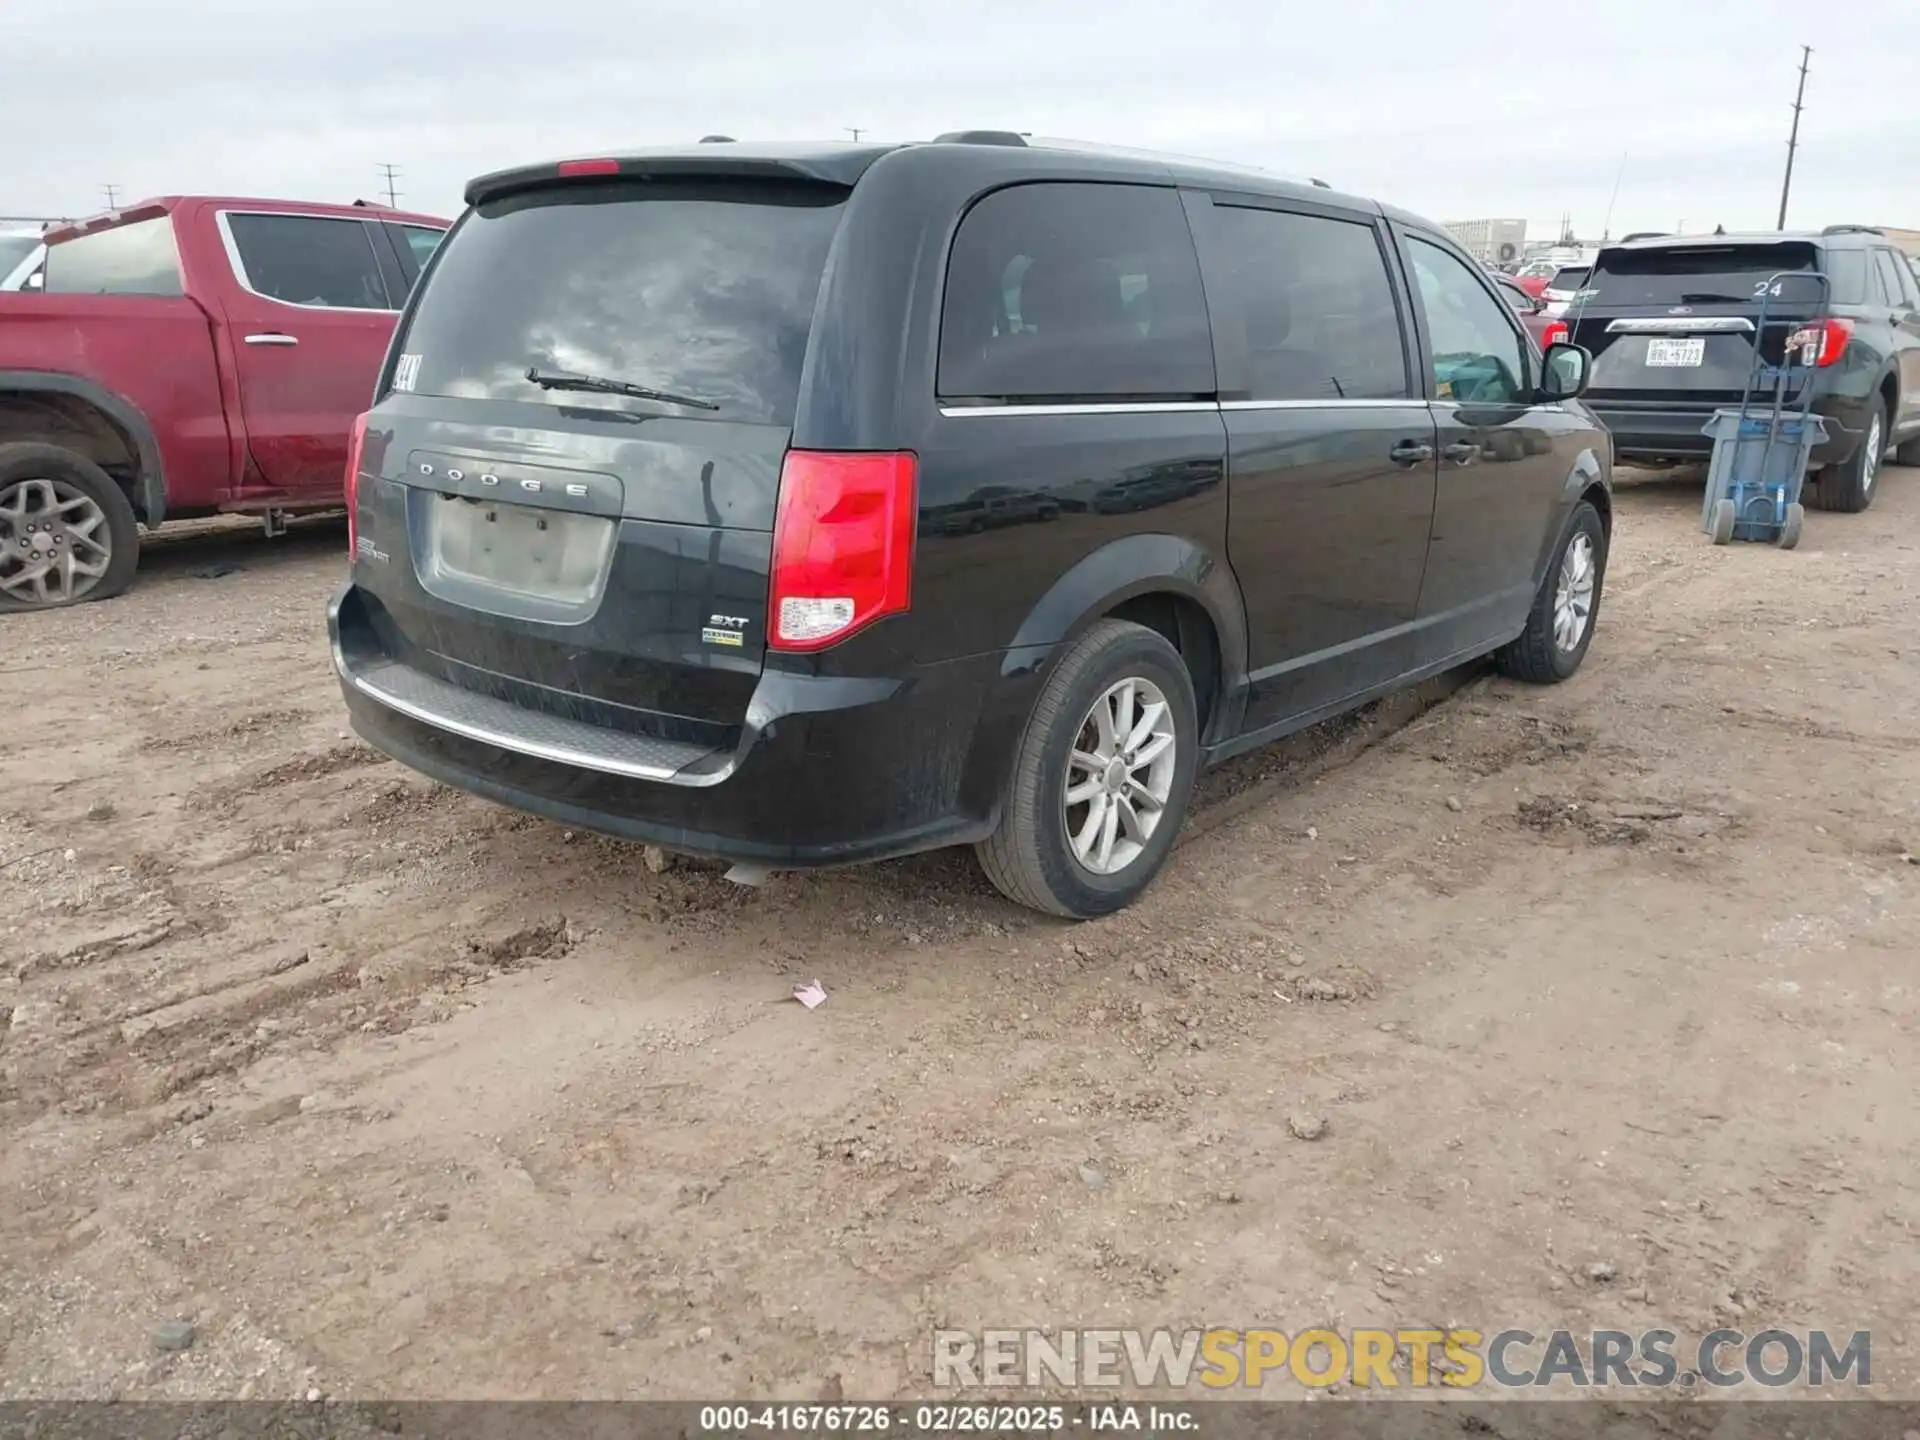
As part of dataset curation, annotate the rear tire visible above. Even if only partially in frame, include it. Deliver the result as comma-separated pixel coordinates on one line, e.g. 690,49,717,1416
1809,401,1886,513
1494,500,1606,685
0,443,140,613
976,619,1198,919
1895,436,1920,467
1778,502,1804,550
1709,498,1736,545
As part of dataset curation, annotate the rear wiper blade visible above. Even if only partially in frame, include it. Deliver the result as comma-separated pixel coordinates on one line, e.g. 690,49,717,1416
1677,292,1748,303
524,366,719,412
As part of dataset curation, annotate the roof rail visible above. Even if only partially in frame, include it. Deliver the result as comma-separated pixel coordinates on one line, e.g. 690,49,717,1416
1820,224,1883,237
1619,231,1668,242
933,130,1028,147
698,135,736,144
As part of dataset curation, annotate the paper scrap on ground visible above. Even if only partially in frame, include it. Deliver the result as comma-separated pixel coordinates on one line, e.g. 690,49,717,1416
792,980,828,1010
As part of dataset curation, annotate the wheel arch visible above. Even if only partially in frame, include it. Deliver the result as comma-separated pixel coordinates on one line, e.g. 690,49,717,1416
1531,444,1608,588
1001,532,1248,741
0,372,166,527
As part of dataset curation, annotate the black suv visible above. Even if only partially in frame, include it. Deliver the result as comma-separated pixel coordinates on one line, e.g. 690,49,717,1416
329,135,1611,917
1570,227,1920,511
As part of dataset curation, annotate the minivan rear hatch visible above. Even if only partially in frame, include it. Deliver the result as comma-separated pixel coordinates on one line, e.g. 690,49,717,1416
1569,241,1823,405
351,175,846,744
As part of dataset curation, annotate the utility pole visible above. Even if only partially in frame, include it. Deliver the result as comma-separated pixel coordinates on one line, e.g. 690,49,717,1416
378,163,401,209
844,127,864,142
101,184,121,209
1777,45,1811,230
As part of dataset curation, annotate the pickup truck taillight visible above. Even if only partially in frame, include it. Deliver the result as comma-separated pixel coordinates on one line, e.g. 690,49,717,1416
1542,320,1570,348
768,450,917,652
1785,318,1852,368
344,411,369,557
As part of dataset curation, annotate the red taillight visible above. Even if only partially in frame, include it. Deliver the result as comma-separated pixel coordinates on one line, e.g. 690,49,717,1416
557,158,621,177
768,450,917,652
344,411,368,557
1542,320,1570,348
1786,317,1852,367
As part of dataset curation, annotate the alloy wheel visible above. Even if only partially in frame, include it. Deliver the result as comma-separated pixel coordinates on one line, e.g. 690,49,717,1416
0,478,113,607
1553,532,1596,653
1062,676,1178,876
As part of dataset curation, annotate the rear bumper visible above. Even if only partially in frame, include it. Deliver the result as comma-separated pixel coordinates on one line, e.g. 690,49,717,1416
1593,393,1869,467
329,585,1017,867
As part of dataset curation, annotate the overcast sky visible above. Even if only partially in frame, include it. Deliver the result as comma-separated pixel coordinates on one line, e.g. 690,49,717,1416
5,0,1915,240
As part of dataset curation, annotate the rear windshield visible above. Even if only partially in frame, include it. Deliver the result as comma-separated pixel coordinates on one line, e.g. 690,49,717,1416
1547,266,1589,291
1587,243,1818,307
393,179,846,426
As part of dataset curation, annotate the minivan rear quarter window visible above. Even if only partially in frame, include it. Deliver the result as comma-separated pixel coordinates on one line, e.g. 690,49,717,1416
1209,206,1407,401
1589,243,1817,307
938,182,1215,402
395,179,847,426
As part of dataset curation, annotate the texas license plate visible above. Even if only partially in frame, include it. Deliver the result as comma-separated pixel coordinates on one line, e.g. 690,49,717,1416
1646,338,1705,367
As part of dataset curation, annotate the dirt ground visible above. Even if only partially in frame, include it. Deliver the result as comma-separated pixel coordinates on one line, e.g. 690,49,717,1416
2,464,1917,1404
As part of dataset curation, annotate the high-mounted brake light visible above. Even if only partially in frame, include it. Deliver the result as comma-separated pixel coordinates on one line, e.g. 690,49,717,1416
1542,320,1570,348
557,158,621,177
344,411,369,557
1785,317,1852,368
768,451,917,652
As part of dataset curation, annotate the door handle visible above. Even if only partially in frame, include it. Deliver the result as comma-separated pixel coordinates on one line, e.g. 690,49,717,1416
1443,441,1482,466
244,333,299,346
1389,440,1435,467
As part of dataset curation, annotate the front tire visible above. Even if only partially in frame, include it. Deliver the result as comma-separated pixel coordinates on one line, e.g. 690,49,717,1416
1494,500,1607,684
976,619,1199,919
0,443,140,612
1809,401,1886,513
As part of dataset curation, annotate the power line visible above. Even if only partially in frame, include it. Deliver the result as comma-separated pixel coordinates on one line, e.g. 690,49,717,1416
378,163,401,209
1777,46,1811,230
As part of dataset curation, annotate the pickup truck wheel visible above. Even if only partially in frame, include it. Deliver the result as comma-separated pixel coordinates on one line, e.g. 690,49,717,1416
0,444,139,612
1809,402,1885,513
976,619,1198,919
1494,499,1606,684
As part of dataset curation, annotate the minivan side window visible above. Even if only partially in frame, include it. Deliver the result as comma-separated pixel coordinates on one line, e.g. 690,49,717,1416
938,183,1215,402
1209,206,1408,401
1407,238,1527,405
225,213,392,311
41,216,184,297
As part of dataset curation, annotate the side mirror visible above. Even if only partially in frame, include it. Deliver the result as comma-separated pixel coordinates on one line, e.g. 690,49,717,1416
1538,342,1591,400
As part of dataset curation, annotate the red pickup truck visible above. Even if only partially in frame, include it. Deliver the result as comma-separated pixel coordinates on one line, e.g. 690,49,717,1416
0,195,447,610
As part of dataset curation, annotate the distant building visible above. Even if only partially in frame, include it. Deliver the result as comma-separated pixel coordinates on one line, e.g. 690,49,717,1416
1880,226,1919,257
1444,218,1528,266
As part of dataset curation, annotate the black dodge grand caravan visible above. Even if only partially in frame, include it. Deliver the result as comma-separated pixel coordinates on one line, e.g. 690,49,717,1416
330,134,1611,918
